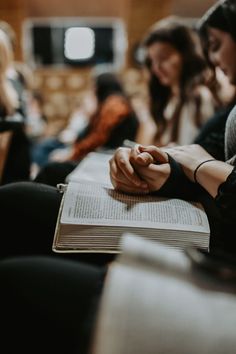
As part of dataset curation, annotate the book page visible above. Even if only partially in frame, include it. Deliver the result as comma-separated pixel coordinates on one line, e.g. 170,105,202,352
65,151,112,187
61,181,209,233
119,233,189,273
92,236,236,354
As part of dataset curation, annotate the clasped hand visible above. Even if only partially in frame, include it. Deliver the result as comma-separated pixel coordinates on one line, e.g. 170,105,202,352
109,144,170,194
109,143,214,194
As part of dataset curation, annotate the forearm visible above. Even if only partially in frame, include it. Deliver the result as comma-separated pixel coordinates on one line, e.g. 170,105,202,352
166,144,234,198
194,160,234,198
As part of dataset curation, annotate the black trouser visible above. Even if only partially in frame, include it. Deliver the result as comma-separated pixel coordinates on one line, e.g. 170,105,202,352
0,256,106,354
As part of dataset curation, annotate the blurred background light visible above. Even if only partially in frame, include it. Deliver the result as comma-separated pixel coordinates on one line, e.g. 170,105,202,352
64,27,95,60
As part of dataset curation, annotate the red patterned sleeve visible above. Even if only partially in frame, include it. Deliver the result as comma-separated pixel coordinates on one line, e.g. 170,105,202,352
70,95,131,161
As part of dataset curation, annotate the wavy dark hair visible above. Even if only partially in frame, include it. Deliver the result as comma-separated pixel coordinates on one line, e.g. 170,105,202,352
197,0,236,61
94,72,124,103
142,18,212,143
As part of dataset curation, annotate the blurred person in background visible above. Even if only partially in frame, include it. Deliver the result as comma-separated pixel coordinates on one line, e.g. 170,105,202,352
0,27,31,183
140,16,219,147
31,89,95,169
33,71,140,186
25,90,48,142
0,20,33,122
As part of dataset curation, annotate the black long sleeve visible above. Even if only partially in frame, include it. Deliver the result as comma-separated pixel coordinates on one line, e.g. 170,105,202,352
155,155,236,254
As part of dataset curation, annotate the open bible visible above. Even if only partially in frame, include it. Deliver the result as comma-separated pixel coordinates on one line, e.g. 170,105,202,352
65,151,113,186
91,234,236,354
52,179,210,253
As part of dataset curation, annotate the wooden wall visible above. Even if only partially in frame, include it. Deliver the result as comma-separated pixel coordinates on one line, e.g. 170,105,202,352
22,0,172,66
171,0,216,17
0,0,27,60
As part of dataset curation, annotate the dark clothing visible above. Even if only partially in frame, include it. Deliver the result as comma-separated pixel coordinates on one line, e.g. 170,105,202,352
0,121,31,184
0,255,105,354
9,76,28,120
157,155,236,254
194,103,235,160
0,76,31,184
0,182,62,258
34,160,77,186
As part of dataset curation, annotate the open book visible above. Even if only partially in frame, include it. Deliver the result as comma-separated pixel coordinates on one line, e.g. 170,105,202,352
65,151,113,186
91,234,236,354
52,179,210,253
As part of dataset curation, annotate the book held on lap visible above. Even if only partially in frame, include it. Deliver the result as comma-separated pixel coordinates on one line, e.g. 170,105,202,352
52,179,210,253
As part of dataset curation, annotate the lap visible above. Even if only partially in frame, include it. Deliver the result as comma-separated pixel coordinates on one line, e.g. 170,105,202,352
0,255,106,354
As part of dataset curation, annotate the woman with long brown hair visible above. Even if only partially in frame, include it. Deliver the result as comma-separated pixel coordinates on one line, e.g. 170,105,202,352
142,17,217,146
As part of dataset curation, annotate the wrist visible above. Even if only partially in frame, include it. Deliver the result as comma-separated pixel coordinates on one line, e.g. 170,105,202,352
193,159,216,184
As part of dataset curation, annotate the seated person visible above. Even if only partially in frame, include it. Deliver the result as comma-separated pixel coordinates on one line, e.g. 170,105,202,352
33,71,140,186
137,16,217,148
31,90,94,168
0,28,31,183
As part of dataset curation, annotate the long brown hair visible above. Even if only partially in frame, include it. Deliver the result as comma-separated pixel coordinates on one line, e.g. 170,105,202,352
142,18,213,144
